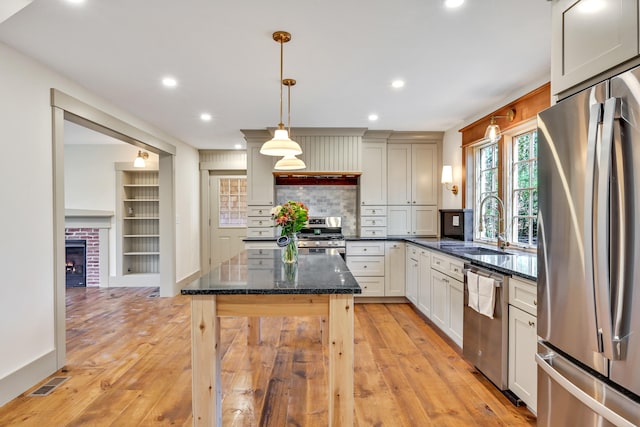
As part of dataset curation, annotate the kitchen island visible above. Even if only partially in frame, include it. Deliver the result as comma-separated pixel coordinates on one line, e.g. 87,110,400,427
181,249,361,427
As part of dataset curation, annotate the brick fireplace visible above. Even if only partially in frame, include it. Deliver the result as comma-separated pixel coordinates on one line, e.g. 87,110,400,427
65,229,99,286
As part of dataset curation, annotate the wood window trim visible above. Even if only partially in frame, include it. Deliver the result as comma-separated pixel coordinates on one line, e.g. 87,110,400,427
459,82,550,207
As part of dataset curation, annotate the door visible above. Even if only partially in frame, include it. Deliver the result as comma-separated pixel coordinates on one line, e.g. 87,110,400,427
411,144,437,204
210,175,247,267
361,142,387,205
607,66,640,396
537,80,608,374
430,269,448,332
387,144,412,205
418,250,431,318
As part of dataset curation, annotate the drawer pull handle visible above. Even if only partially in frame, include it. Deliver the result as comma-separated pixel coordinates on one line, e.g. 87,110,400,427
363,248,367,251
533,299,537,306
528,321,536,327
363,265,368,268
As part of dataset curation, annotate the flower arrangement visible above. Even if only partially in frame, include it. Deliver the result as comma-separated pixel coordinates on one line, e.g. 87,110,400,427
271,201,309,236
271,201,309,263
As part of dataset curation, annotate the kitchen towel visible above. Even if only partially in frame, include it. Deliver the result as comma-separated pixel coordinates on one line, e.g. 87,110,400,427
477,274,496,319
467,271,479,312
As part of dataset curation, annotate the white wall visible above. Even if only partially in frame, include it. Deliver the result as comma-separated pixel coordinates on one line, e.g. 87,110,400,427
441,126,463,210
0,41,200,405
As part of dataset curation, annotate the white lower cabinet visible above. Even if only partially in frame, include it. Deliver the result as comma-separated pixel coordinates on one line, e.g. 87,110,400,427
429,252,465,348
508,277,538,413
405,245,419,305
385,241,405,296
417,249,431,317
347,241,386,297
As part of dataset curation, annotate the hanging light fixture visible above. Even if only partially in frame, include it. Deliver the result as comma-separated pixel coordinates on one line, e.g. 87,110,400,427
260,31,302,157
484,109,516,143
275,78,306,170
134,150,149,168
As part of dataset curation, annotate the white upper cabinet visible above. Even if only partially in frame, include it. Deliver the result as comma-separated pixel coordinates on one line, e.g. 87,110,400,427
552,0,639,95
246,141,275,206
387,144,413,205
387,205,437,237
387,143,438,205
360,141,387,205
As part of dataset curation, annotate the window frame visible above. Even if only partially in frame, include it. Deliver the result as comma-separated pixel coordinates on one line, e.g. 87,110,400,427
217,175,248,229
469,118,538,250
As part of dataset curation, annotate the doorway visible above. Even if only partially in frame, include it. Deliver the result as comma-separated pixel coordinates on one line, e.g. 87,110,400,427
209,174,247,267
51,89,177,369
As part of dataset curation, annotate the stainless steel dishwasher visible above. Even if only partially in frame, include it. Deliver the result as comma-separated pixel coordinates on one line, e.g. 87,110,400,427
463,263,509,391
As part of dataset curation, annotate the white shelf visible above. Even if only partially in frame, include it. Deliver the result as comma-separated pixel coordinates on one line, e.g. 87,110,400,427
124,234,160,238
124,217,159,220
124,199,160,202
123,184,159,188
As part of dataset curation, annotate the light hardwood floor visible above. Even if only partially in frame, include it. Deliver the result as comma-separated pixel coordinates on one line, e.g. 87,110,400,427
0,288,536,426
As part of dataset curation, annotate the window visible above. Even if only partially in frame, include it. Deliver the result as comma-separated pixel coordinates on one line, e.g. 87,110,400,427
472,124,538,248
474,142,500,240
510,130,538,246
218,177,247,227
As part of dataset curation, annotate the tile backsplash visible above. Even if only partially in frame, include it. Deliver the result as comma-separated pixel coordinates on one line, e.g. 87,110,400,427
275,185,357,236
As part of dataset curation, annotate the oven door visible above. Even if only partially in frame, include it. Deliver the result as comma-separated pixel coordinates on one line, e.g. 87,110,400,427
298,247,346,260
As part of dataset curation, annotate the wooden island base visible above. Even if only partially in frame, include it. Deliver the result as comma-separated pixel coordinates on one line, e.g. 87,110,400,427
191,293,354,427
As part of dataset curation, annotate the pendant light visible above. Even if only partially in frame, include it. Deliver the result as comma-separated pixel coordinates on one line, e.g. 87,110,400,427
484,109,516,143
275,78,306,170
260,31,302,157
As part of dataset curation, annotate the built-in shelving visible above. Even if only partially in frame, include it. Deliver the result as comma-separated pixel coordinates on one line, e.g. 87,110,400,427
116,165,160,280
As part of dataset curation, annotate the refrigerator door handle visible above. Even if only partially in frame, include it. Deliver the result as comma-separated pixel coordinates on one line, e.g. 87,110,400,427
583,102,602,354
596,97,623,360
536,353,636,427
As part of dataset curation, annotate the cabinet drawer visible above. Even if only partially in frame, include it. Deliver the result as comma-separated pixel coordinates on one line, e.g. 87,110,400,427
354,276,385,297
244,242,278,250
247,206,273,217
406,244,419,258
361,206,386,216
431,252,464,282
248,218,271,227
359,227,387,238
246,228,275,238
361,217,387,227
346,256,385,276
346,241,385,256
509,277,537,316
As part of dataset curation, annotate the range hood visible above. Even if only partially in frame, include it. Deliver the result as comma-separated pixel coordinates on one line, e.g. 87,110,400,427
274,171,361,185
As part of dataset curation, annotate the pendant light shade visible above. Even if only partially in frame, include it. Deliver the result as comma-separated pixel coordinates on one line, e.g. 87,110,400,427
134,150,148,168
260,31,303,157
274,155,306,170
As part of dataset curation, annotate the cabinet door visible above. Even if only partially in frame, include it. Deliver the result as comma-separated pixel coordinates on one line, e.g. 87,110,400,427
387,144,412,205
361,142,387,205
551,0,638,95
448,279,464,348
385,242,406,296
355,276,385,297
412,205,437,236
430,269,449,332
247,142,275,206
418,250,431,318
509,306,538,412
405,245,419,305
387,205,411,236
411,144,438,205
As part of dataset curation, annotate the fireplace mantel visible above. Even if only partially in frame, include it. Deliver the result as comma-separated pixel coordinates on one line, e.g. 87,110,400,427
65,209,114,228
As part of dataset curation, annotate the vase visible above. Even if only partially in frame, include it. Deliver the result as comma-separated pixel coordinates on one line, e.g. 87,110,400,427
281,233,298,264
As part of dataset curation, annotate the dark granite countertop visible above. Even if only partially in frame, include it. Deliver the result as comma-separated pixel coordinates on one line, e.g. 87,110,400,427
405,238,537,281
181,249,361,295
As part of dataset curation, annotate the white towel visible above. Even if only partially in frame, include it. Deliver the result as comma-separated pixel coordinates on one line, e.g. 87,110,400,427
467,271,479,312
477,275,496,319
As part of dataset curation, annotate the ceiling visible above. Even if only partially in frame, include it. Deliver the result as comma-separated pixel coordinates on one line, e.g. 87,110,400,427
0,0,551,150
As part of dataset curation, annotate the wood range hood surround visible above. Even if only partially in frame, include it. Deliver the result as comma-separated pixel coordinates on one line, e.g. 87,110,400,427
273,171,361,186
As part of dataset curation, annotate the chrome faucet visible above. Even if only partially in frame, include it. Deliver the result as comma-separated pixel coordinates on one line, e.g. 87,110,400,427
478,194,510,250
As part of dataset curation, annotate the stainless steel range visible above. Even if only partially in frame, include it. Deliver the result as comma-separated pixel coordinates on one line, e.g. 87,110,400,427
297,216,345,258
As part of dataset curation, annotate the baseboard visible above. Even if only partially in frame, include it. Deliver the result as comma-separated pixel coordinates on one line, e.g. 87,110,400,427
0,350,57,407
354,296,408,304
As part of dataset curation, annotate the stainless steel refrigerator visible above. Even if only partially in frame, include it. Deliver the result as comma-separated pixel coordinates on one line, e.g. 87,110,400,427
537,65,640,426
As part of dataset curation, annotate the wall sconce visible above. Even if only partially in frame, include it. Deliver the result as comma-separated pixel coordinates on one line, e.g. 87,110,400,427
484,108,516,143
441,165,458,195
134,150,149,168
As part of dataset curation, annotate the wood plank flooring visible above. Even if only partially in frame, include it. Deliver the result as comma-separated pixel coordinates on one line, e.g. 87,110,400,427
0,288,536,426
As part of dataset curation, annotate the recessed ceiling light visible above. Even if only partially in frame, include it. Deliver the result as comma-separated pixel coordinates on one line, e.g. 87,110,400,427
444,0,464,8
200,113,212,122
368,114,379,121
234,144,242,149
162,76,177,88
391,80,405,89
66,0,85,4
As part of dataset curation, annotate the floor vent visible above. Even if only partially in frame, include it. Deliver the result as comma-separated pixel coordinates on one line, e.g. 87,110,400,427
28,376,70,397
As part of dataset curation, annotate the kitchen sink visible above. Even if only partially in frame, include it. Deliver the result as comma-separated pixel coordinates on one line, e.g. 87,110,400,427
447,246,514,256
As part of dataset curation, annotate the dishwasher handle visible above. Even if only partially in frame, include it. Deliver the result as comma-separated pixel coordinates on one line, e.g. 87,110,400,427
464,265,504,287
